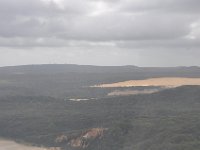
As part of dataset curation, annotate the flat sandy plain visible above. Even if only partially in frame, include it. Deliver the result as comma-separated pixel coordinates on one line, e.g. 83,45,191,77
94,77,200,88
0,140,52,150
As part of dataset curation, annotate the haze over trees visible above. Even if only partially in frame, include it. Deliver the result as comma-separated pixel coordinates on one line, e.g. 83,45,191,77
0,65,200,150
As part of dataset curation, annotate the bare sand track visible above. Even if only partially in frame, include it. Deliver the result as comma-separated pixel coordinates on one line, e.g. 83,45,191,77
107,89,161,96
0,140,59,150
93,77,200,88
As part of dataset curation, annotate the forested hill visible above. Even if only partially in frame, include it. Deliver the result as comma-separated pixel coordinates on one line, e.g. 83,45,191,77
0,64,200,76
0,85,200,150
0,64,200,98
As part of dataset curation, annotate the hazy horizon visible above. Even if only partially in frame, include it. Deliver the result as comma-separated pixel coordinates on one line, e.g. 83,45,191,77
1,63,200,68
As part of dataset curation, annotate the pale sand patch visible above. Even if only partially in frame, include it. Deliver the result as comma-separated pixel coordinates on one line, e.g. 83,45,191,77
0,140,59,150
108,89,161,96
92,77,200,88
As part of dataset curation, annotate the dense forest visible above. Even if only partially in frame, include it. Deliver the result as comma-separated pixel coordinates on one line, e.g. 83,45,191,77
0,86,200,150
0,65,200,150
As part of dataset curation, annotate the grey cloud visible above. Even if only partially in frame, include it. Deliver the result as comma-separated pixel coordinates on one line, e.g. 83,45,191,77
117,38,200,50
0,0,200,67
0,0,93,38
0,0,90,17
118,0,200,14
0,0,61,17
59,13,192,41
0,0,196,40
0,12,193,41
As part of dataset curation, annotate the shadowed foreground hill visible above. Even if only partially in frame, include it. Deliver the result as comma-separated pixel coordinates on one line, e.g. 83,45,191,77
0,86,200,150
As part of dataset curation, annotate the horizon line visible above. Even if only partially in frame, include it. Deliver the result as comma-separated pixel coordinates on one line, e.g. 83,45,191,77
0,63,199,68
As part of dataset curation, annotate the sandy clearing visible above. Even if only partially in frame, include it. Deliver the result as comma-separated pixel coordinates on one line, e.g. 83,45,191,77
0,140,56,150
93,77,200,88
107,89,161,96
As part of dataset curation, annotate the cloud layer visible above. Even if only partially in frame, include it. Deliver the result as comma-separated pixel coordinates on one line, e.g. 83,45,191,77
0,0,199,66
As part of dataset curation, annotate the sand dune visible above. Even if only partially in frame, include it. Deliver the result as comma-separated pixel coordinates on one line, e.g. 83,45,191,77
0,140,57,150
93,77,200,88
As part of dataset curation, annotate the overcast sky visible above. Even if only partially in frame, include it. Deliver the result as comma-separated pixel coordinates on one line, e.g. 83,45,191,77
0,0,200,67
